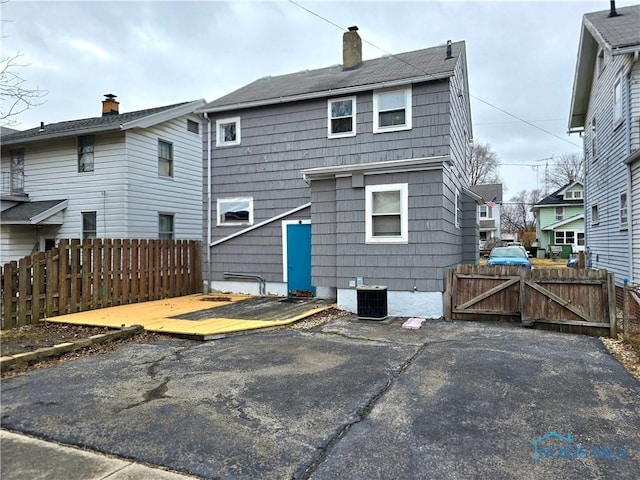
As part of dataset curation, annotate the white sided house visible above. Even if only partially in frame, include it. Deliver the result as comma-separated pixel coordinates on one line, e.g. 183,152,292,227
199,28,479,318
568,3,640,285
1,95,205,265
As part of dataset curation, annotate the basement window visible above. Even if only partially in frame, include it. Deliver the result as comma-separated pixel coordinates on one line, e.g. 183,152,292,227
217,197,253,226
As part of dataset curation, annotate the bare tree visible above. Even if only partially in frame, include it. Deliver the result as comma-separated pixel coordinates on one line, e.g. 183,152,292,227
547,153,584,190
465,140,502,186
1,52,47,124
501,189,542,235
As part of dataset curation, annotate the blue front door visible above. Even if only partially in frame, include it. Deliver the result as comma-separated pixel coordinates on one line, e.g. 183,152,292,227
287,223,315,297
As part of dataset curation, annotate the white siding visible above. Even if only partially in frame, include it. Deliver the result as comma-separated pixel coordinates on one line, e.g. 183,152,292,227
584,48,637,284
631,158,640,283
0,225,37,264
125,114,202,239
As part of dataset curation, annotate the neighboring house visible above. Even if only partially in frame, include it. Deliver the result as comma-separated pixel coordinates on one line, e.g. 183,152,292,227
531,181,585,255
469,183,502,250
0,95,206,265
568,3,640,285
199,27,478,318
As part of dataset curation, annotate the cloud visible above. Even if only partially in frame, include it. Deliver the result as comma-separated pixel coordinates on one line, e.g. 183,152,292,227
65,39,111,61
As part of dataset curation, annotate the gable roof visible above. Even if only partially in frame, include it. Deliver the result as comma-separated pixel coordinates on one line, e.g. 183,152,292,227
200,41,465,113
542,213,584,231
469,183,503,204
569,5,640,130
532,181,584,208
1,99,206,146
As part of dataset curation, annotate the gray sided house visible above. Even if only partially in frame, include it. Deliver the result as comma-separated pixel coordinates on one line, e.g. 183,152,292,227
1,95,205,265
200,28,478,317
569,3,640,285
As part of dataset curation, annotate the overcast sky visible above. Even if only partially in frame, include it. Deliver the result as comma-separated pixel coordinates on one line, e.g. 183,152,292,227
2,0,636,198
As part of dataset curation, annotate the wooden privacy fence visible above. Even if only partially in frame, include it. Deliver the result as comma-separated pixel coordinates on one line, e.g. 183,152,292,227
1,239,202,329
445,264,616,337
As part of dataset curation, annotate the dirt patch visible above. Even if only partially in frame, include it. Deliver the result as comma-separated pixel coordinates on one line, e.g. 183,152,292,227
601,335,640,382
1,323,164,379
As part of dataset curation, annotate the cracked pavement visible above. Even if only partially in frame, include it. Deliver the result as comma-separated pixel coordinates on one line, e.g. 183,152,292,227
2,318,640,479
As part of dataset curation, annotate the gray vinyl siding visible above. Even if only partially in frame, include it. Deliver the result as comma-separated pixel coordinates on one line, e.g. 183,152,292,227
461,191,479,264
448,51,472,180
206,80,452,242
584,50,637,284
208,208,310,282
310,170,461,292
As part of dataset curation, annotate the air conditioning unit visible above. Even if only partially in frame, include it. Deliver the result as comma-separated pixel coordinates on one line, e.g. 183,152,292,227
357,285,388,320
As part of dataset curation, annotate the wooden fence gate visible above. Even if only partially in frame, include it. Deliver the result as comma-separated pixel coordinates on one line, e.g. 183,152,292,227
445,265,617,337
1,238,202,329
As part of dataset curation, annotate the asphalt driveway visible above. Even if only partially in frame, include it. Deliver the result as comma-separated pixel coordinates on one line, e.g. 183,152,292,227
1,318,639,479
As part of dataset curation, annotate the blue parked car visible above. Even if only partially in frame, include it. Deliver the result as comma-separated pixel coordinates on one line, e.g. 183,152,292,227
486,246,532,269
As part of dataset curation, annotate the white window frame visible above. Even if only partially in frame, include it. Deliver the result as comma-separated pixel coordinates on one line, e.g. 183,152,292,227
365,183,408,244
620,191,628,229
216,117,241,147
555,206,564,221
217,197,254,226
613,76,623,126
78,135,94,173
479,204,489,219
454,188,462,228
327,96,356,138
82,211,97,239
373,87,412,134
158,139,173,178
591,204,599,225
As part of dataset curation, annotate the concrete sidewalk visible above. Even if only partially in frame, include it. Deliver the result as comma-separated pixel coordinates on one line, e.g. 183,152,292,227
1,430,200,480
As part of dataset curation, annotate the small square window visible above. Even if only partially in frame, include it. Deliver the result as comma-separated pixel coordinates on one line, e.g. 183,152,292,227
365,184,408,243
158,140,173,177
217,197,253,226
328,97,356,138
82,211,97,239
373,87,412,133
78,135,94,172
216,117,241,147
159,214,174,240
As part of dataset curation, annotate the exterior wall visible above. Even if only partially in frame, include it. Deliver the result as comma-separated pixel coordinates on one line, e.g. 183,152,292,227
631,158,640,283
584,50,638,284
125,114,202,239
0,113,203,265
448,51,472,183
461,191,479,263
204,79,457,284
0,225,38,263
1,132,128,240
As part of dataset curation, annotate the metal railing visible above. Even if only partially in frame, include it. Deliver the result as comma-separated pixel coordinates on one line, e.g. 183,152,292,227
1,172,25,195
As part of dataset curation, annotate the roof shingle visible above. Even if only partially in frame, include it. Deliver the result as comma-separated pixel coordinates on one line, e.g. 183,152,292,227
585,5,640,50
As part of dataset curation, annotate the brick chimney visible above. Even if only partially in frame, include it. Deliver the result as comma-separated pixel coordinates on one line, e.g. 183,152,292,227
102,94,119,116
343,26,362,70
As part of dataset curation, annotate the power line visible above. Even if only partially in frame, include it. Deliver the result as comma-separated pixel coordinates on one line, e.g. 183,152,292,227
287,0,583,150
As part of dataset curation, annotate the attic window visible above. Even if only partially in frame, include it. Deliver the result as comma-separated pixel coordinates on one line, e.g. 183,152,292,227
216,117,241,147
187,119,199,134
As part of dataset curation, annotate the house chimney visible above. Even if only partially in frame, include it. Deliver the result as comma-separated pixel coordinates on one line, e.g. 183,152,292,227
608,0,619,17
102,93,119,116
446,40,452,59
343,26,362,70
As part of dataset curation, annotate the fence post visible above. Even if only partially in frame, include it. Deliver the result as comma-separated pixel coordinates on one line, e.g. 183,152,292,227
2,261,18,329
607,273,617,338
17,256,31,326
623,278,630,342
32,252,45,322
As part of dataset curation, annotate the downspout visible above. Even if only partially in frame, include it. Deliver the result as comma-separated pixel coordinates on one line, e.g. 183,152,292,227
204,112,212,291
